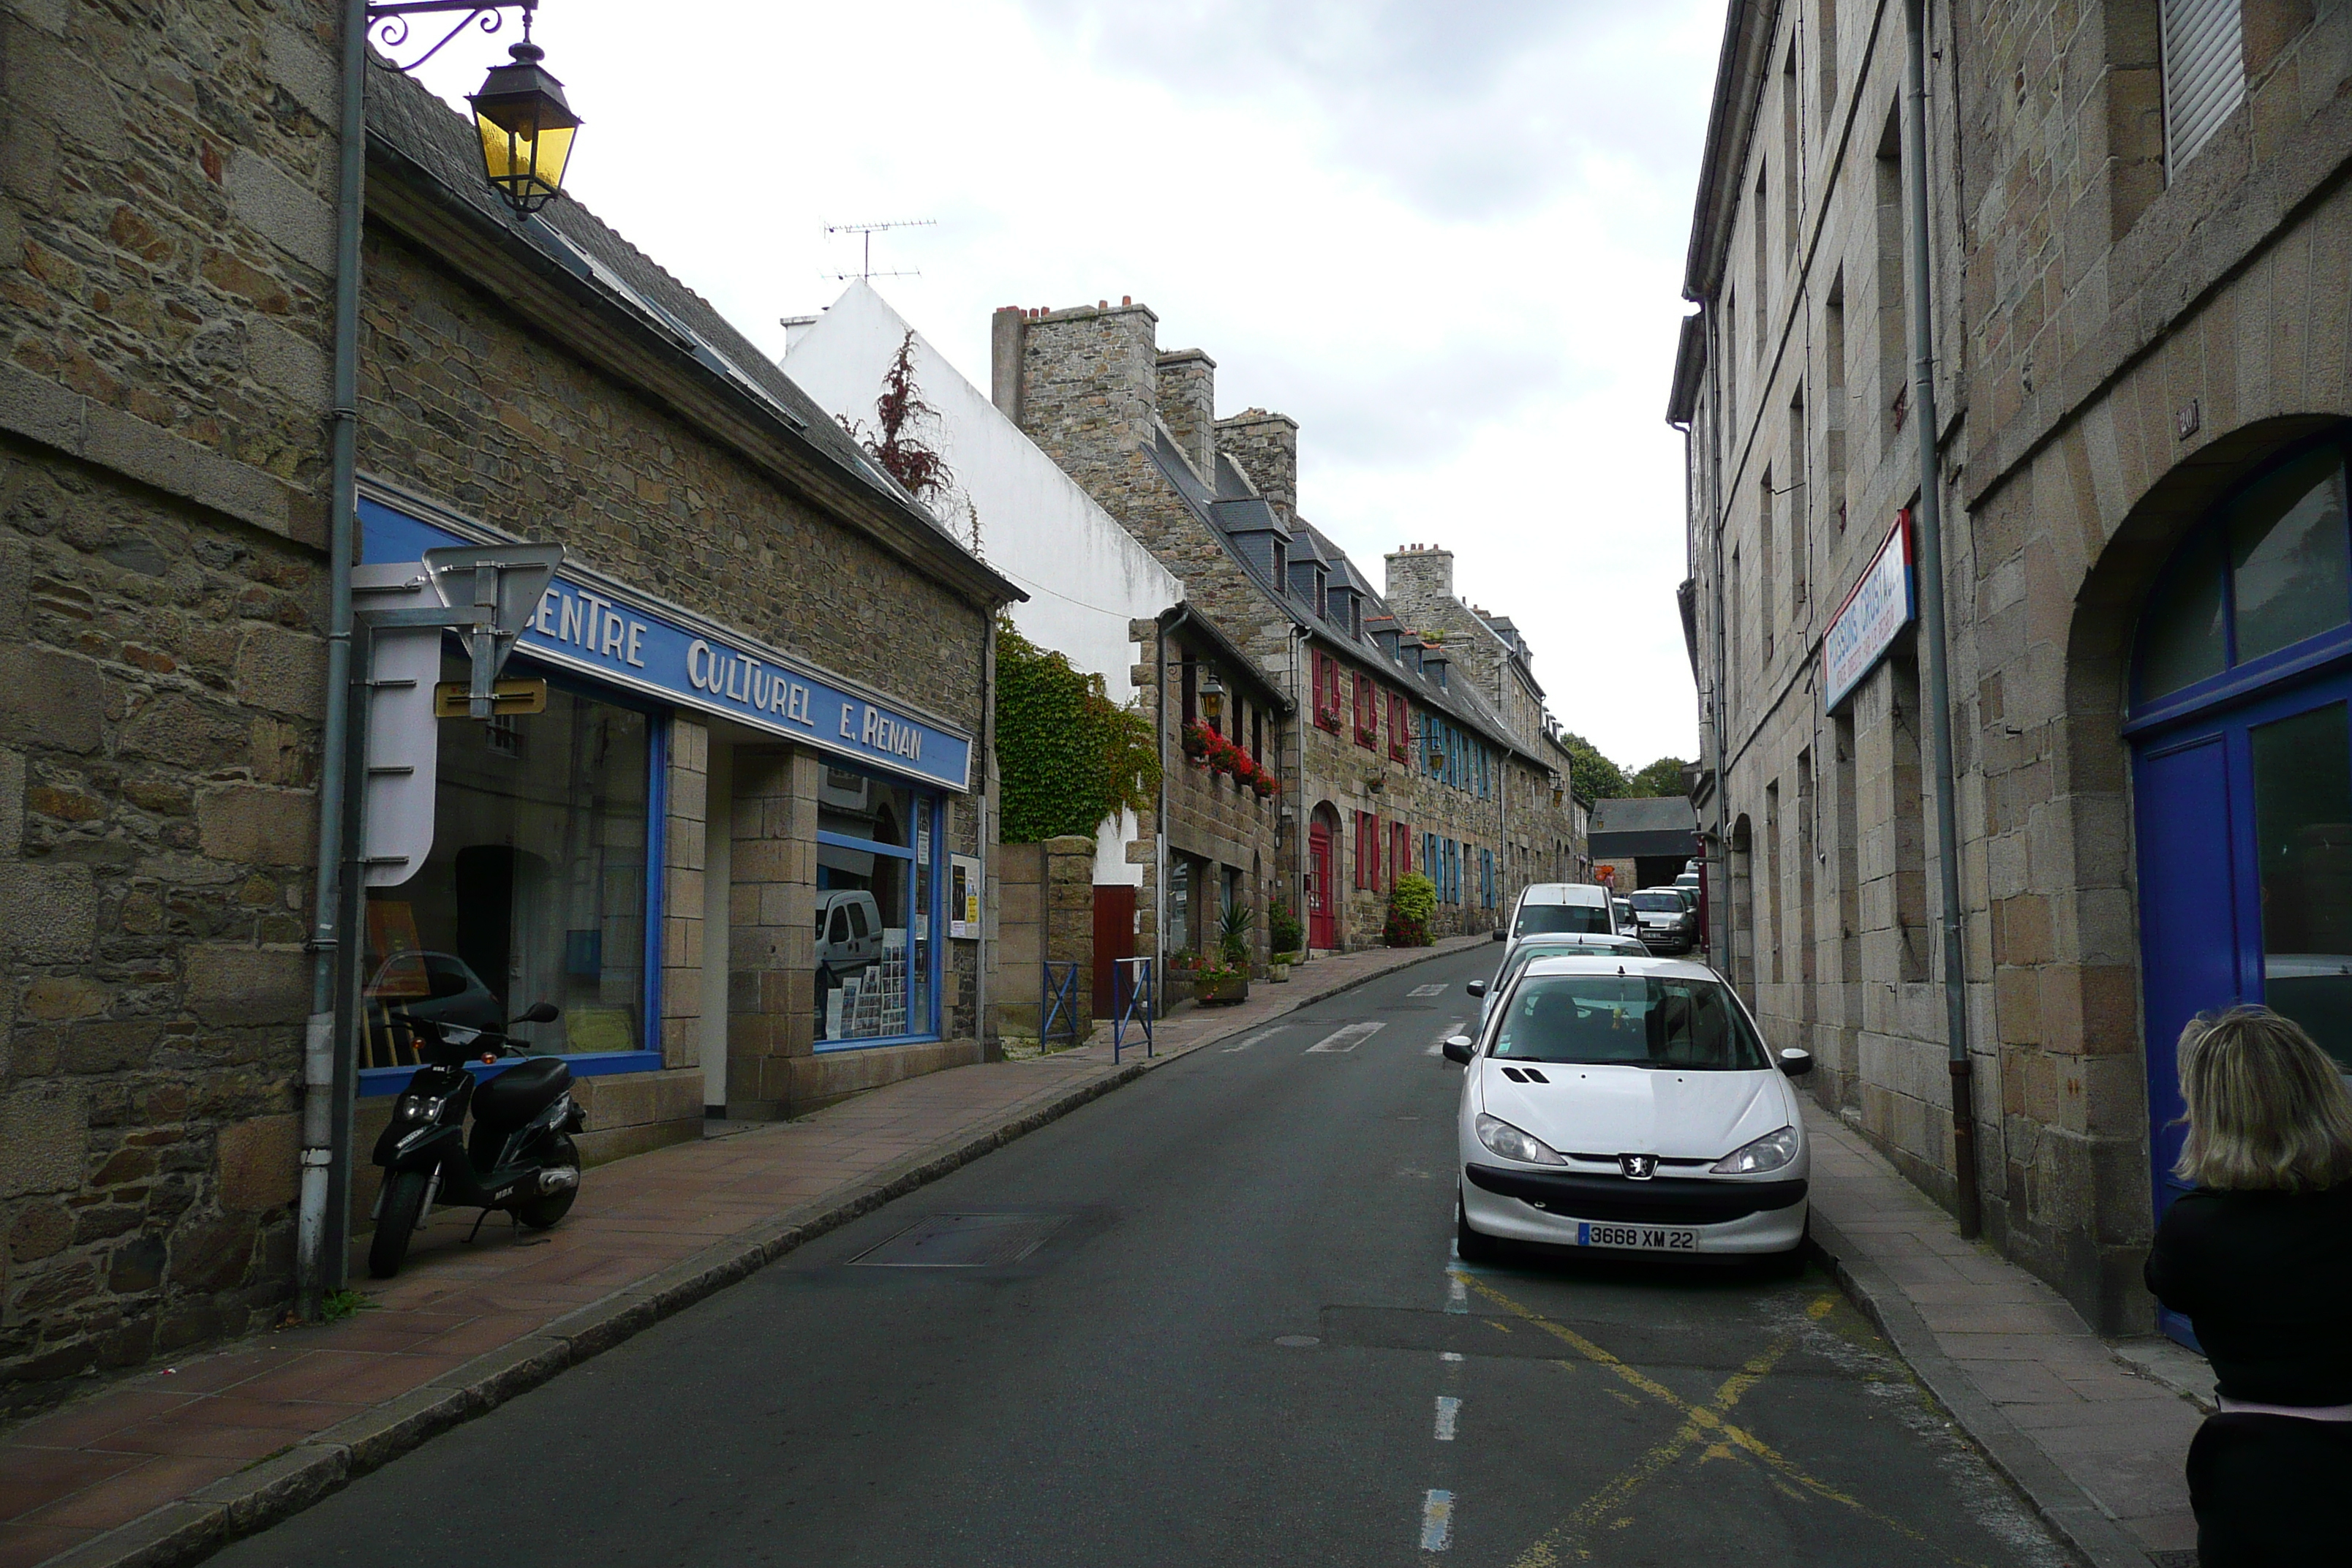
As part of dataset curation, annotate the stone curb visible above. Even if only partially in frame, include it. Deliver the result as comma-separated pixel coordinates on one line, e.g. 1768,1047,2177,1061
46,939,1469,1568
1803,1210,2163,1568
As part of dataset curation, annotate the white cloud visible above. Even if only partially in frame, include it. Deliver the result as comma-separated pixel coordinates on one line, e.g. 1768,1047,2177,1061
402,0,1723,769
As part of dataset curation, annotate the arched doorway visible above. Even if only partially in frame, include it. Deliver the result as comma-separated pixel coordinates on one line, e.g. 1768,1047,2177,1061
2129,429,2352,1341
1308,804,1341,950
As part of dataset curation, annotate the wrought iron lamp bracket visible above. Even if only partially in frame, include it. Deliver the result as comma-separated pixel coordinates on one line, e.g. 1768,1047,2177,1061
365,0,535,75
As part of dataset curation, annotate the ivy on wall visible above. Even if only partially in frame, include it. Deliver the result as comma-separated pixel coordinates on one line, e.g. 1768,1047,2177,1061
996,618,1160,843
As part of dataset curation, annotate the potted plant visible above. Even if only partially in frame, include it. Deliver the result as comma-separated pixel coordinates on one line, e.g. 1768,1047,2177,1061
1269,901,1305,960
1194,958,1249,1003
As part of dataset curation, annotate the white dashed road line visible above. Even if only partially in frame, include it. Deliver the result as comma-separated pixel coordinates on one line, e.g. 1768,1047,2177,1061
1305,1022,1385,1053
1445,1270,1469,1315
1425,1017,1466,1055
1222,1029,1280,1053
1408,983,1448,997
1433,1395,1460,1441
1418,1490,1455,1551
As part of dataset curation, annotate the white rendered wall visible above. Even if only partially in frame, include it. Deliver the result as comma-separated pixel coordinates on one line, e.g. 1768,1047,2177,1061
783,282,1180,886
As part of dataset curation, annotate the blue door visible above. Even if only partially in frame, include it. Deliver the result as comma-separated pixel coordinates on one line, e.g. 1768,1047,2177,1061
2133,682,2352,1346
2133,734,2241,1232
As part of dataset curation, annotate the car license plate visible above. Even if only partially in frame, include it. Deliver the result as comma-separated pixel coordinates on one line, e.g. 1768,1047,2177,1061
1575,1221,1697,1252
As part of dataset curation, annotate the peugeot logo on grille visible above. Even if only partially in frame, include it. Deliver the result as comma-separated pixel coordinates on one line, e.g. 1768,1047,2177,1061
1619,1153,1657,1181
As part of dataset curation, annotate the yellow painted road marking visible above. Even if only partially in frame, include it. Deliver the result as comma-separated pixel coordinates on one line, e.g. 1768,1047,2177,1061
1454,1273,1986,1567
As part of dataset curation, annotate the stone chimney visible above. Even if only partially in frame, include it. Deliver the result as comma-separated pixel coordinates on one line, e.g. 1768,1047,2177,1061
1156,349,1215,480
1215,409,1298,523
994,298,1161,488
1384,543,1455,615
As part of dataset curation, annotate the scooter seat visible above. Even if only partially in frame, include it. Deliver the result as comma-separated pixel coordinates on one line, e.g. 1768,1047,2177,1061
472,1055,573,1132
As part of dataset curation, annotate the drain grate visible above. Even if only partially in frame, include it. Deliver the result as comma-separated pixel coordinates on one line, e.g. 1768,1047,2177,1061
848,1213,1071,1268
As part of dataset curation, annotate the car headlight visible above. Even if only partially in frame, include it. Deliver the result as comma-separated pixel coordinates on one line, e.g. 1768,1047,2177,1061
1474,1112,1568,1166
1711,1125,1799,1175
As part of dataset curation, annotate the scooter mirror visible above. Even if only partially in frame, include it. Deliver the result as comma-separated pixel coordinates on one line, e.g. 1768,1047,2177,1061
516,1000,559,1025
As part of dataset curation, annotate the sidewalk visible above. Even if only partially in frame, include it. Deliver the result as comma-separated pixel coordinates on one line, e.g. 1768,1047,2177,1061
1803,1104,2206,1568
0,935,1485,1568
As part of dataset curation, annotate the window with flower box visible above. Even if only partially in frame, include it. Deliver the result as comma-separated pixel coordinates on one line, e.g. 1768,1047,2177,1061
1311,649,1343,731
1353,672,1377,749
1387,693,1409,762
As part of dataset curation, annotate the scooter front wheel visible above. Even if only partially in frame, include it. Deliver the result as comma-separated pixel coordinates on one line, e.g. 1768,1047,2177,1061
516,1133,580,1230
368,1170,429,1279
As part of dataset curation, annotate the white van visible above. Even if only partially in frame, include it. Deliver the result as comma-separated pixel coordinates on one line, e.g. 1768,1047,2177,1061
1502,882,1618,941
815,889,884,973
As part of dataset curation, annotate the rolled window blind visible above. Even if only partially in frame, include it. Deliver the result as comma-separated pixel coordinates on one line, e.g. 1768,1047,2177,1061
2160,0,2246,175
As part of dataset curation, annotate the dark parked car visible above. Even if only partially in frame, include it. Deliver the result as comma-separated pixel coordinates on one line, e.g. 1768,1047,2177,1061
1629,888,1699,954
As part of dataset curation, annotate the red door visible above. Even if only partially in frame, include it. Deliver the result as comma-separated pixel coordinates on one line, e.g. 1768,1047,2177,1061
1308,821,1337,950
1092,884,1137,1015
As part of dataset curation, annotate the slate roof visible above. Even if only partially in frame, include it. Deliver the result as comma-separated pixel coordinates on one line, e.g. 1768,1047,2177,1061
1142,427,1550,771
363,67,1011,597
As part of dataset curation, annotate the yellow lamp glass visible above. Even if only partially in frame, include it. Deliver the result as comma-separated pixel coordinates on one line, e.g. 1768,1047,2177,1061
469,41,580,216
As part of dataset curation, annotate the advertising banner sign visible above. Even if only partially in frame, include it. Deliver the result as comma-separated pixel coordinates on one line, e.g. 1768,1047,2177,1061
1822,510,1916,709
361,494,973,791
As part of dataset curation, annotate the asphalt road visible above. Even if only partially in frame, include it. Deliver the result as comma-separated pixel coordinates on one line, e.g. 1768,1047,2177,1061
219,943,2066,1567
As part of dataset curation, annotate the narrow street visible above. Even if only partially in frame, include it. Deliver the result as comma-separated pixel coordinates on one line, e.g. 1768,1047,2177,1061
213,948,2065,1568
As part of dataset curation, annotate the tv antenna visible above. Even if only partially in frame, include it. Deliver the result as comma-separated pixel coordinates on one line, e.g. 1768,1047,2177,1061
826,219,935,280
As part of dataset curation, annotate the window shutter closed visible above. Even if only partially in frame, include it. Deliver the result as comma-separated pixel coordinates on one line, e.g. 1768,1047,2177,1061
2160,0,2244,175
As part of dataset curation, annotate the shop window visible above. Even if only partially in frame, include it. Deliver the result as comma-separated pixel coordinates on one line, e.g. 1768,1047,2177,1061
363,671,652,1082
2136,443,2352,706
1167,858,1194,959
814,765,940,1048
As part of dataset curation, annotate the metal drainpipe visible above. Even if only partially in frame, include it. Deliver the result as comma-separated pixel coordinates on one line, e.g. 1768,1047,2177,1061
977,614,996,1056
1903,0,1981,1238
297,0,369,1319
1290,625,1305,937
1157,607,1186,1006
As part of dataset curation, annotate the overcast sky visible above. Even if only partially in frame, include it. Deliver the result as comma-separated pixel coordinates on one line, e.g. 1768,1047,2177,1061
410,1,1725,769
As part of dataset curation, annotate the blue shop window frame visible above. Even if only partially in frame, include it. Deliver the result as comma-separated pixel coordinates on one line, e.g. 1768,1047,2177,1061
813,788,944,1053
357,662,668,1098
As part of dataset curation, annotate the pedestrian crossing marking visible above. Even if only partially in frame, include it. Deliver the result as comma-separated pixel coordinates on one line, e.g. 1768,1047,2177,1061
1409,984,1448,996
1305,1022,1385,1053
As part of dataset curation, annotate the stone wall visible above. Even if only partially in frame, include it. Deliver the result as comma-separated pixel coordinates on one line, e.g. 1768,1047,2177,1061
991,837,1094,1038
0,0,343,1402
358,227,989,734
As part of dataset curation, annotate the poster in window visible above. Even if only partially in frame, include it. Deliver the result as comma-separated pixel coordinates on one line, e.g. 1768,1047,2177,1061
949,853,982,939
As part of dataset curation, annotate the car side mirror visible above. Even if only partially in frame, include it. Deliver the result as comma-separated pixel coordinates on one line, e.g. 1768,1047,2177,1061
1778,1047,1812,1078
1441,1036,1475,1066
1491,928,1507,941
1466,980,1486,998
516,1000,559,1025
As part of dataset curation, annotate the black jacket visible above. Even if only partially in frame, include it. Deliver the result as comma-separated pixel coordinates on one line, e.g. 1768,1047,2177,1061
2144,1180,2352,1406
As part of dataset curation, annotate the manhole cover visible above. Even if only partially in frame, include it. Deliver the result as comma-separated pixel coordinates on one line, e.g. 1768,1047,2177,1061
848,1213,1070,1268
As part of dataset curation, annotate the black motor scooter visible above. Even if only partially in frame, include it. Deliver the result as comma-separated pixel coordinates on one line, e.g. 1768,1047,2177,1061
367,1000,587,1279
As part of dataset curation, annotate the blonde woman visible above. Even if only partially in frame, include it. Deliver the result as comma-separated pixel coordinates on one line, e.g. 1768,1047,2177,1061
2145,1006,2352,1567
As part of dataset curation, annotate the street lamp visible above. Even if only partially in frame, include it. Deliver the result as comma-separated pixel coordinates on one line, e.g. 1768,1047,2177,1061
366,1,582,216
1199,670,1224,724
469,26,580,216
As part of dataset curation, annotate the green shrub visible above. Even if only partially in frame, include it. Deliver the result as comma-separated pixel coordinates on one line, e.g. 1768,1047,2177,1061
1386,872,1436,948
1268,901,1305,956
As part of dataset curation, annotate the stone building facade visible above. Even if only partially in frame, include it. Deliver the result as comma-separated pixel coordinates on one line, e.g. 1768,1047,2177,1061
1,20,1012,1401
1,0,344,1403
994,301,1583,950
1673,0,2352,1335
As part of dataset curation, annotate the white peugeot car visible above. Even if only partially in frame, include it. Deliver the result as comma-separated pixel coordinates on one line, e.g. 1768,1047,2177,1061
1444,955,1812,1260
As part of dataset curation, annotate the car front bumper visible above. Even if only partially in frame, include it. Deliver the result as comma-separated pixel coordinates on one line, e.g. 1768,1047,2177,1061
1459,1164,1809,1255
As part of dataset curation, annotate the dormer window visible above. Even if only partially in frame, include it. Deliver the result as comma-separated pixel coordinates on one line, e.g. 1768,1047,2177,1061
1272,540,1287,585
1349,595,1362,638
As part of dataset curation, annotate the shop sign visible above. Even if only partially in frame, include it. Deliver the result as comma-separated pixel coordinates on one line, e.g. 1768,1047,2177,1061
1822,510,1915,709
362,495,972,791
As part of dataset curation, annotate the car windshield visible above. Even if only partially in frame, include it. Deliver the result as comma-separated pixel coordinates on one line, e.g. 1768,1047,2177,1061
1515,903,1610,936
1491,974,1769,1070
1631,892,1684,912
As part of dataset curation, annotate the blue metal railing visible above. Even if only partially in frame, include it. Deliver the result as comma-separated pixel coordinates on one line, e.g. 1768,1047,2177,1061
1040,960,1082,1049
1112,957,1155,1063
